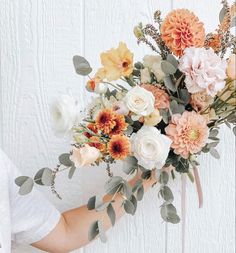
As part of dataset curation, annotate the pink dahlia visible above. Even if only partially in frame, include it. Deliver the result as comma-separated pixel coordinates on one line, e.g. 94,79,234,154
165,111,209,159
141,84,170,109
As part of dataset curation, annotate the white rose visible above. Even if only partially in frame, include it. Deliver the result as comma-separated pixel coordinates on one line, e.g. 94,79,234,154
143,55,165,81
131,126,172,170
140,68,151,83
124,86,155,117
70,145,100,167
50,95,80,136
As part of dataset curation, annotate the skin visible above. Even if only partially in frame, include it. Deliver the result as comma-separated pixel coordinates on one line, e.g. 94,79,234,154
32,173,156,253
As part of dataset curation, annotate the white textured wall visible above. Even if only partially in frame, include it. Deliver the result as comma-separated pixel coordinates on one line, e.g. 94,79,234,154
0,1,235,253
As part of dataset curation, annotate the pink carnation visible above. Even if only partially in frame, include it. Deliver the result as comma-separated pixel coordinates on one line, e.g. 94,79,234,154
179,47,227,97
165,111,209,159
141,84,170,109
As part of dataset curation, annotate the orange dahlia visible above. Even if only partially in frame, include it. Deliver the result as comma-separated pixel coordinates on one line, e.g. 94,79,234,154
141,84,170,109
95,109,116,134
109,114,128,136
161,9,205,57
89,136,106,152
108,135,131,160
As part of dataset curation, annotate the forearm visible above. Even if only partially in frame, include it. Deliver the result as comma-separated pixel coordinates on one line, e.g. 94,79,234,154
32,176,155,253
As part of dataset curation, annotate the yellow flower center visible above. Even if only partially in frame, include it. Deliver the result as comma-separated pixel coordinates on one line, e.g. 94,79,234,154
188,129,199,141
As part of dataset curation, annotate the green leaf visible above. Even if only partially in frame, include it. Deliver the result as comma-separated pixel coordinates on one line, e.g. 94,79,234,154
134,62,144,69
179,89,190,104
161,61,176,75
160,186,174,202
107,203,116,226
88,221,99,241
15,177,34,195
122,182,132,200
159,171,169,185
34,168,53,186
163,76,177,92
170,100,185,114
68,166,76,179
175,158,189,173
87,196,96,210
233,126,236,136
124,199,136,215
98,220,107,243
136,185,144,201
59,153,73,167
167,54,178,69
130,195,137,214
219,7,226,23
209,129,219,138
73,55,92,76
122,156,138,175
104,176,123,195
160,204,180,224
210,148,220,159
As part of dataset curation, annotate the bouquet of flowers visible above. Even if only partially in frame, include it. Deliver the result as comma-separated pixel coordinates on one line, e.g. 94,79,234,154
16,0,236,243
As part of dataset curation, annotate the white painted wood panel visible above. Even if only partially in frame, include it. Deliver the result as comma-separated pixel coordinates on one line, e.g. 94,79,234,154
0,1,235,253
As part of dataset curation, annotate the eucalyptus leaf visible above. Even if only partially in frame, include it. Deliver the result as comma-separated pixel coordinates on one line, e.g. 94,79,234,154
18,177,34,195
210,148,220,159
219,7,226,23
160,204,180,224
134,62,144,69
136,185,144,201
59,153,73,167
87,196,96,210
73,55,92,76
15,176,30,186
98,220,107,243
161,61,176,75
167,54,178,69
233,126,236,136
130,195,137,214
122,156,138,175
170,100,185,114
107,203,116,226
160,186,174,202
34,168,53,186
104,176,123,195
123,199,135,215
163,76,177,92
68,166,76,179
88,221,99,241
159,171,169,185
179,89,190,104
209,129,219,137
122,182,133,200
132,179,143,193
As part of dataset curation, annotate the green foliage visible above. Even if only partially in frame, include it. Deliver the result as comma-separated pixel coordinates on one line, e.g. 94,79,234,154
15,176,34,195
34,168,53,186
73,55,92,76
107,203,116,226
59,153,73,167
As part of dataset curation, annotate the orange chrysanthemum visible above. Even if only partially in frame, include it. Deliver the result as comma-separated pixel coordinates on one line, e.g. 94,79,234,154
141,84,170,109
161,9,205,56
95,109,116,134
84,123,98,138
89,136,106,152
108,135,131,160
109,114,128,136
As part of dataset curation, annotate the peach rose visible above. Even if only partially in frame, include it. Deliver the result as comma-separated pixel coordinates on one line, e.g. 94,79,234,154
70,145,100,167
226,54,236,80
190,91,214,112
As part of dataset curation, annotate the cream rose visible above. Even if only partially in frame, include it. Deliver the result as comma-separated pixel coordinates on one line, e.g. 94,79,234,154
70,145,100,167
50,95,81,136
130,126,172,170
143,55,165,81
140,68,151,83
124,86,155,118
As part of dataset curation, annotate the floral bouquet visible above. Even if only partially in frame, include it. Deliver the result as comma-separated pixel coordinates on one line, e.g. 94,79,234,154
16,0,235,243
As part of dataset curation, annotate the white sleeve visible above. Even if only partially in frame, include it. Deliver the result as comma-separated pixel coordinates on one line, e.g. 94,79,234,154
4,152,61,245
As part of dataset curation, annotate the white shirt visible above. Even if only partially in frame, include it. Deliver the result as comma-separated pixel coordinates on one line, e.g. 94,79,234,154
0,149,61,253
